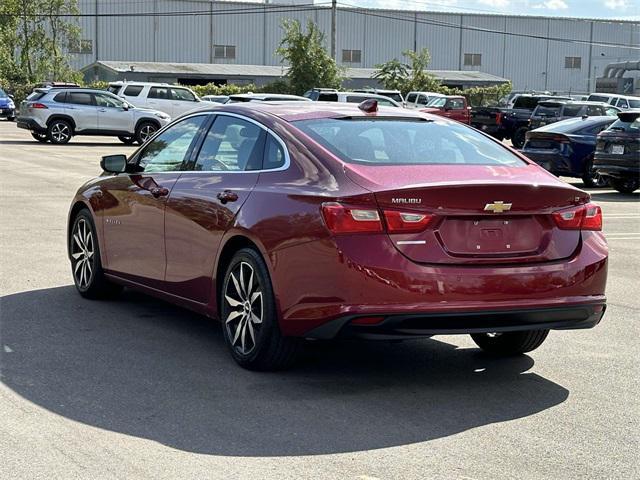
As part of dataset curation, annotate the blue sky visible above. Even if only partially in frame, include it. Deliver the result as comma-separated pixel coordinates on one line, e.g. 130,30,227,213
339,0,640,20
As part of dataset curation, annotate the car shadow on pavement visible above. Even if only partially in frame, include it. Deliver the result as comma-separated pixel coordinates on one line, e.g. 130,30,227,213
0,286,569,456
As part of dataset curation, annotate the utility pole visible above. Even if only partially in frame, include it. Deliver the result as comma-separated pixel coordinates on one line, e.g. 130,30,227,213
331,0,337,60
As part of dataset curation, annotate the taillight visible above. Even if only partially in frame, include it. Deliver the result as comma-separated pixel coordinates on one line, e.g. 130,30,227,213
321,202,383,234
29,102,48,109
321,203,436,235
496,112,503,125
553,203,602,231
383,210,434,233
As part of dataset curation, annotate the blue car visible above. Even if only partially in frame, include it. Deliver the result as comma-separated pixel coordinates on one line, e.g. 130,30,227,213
522,116,616,187
0,87,16,121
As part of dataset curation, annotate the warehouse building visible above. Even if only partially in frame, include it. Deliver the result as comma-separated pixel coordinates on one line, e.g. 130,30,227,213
72,0,640,94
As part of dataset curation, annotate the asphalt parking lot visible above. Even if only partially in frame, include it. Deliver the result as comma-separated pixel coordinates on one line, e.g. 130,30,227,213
0,119,638,480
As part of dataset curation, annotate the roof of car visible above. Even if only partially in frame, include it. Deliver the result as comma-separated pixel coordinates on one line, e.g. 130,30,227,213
537,100,613,107
228,93,311,101
530,115,616,134
206,101,426,122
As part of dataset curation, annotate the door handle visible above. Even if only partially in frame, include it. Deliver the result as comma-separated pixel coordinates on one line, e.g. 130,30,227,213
217,190,238,204
98,108,107,112
150,186,169,198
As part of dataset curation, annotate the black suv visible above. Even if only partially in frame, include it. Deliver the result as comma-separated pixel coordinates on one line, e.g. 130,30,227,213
594,110,640,194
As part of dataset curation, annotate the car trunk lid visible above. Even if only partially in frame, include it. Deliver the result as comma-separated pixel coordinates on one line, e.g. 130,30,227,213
344,164,587,265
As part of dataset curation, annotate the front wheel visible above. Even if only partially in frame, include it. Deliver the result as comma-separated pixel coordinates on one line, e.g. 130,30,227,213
610,178,639,194
471,330,549,356
135,122,157,144
511,127,529,149
221,248,301,370
69,210,123,299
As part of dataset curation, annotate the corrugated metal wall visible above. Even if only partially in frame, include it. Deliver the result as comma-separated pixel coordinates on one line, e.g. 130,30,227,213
73,1,639,92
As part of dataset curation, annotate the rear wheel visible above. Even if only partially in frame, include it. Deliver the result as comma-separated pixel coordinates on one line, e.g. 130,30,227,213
118,135,136,145
582,160,608,188
471,330,549,356
135,121,157,144
47,119,72,144
221,248,300,370
31,132,48,143
69,210,123,299
511,127,529,149
610,178,639,194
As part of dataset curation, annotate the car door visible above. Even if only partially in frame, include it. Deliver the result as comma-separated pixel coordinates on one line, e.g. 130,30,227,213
170,87,200,116
164,113,269,302
146,86,174,117
94,92,133,134
99,115,208,288
65,91,98,132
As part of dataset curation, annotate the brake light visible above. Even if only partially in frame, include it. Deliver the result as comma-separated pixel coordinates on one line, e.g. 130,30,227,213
496,112,503,125
321,202,383,234
553,203,602,231
383,210,434,233
29,102,48,109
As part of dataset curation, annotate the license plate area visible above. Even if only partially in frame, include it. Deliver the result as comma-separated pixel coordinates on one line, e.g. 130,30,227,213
611,144,624,155
437,216,544,257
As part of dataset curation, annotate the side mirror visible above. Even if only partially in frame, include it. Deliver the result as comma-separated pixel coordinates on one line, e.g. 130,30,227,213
101,154,128,173
122,102,130,110
8,94,14,100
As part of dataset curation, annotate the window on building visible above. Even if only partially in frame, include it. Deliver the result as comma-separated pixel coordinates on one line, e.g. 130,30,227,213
69,39,93,54
214,45,236,59
565,57,582,69
463,53,482,67
342,49,362,63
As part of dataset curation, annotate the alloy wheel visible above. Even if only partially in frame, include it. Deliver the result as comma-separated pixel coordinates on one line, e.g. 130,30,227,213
51,122,71,143
224,261,263,355
71,218,94,289
139,124,156,143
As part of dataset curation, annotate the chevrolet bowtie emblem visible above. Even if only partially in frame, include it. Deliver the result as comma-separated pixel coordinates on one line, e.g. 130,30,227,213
484,201,512,213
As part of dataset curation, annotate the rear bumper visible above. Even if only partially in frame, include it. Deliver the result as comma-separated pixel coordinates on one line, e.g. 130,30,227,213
16,117,47,133
524,151,578,177
594,155,639,179
305,304,606,339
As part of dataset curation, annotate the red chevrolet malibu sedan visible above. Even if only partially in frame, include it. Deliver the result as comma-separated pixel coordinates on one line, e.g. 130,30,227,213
67,101,608,370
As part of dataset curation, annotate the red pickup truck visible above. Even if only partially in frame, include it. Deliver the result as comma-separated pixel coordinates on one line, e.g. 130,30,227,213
420,95,471,124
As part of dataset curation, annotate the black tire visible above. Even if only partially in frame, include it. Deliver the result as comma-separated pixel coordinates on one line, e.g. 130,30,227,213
69,209,123,299
221,248,301,371
8,116,15,122
47,119,73,144
118,135,136,145
31,132,48,143
511,127,529,149
610,178,639,194
582,159,609,188
471,330,549,356
134,121,158,144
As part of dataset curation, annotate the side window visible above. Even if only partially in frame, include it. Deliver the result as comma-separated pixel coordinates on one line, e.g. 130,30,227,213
586,105,602,116
616,98,629,109
562,105,582,117
171,88,196,102
194,116,264,172
263,135,286,170
417,94,429,106
318,93,338,102
123,85,143,97
378,99,395,107
137,116,207,173
53,92,67,103
148,87,171,100
447,99,465,109
406,93,417,104
94,93,124,108
67,92,93,105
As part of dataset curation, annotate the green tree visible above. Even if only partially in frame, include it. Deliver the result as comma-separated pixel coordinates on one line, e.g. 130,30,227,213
372,58,408,92
276,19,343,96
0,0,81,84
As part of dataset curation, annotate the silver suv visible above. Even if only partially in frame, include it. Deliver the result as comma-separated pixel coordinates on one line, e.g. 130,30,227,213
17,88,171,145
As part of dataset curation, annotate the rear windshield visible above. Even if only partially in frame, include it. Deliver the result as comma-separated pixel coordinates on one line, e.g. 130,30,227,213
26,91,46,101
535,105,561,117
587,95,610,103
513,97,542,109
294,118,526,167
608,118,640,132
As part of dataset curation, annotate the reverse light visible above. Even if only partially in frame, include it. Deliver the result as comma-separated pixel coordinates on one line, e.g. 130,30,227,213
321,202,383,234
383,210,434,233
553,203,602,231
